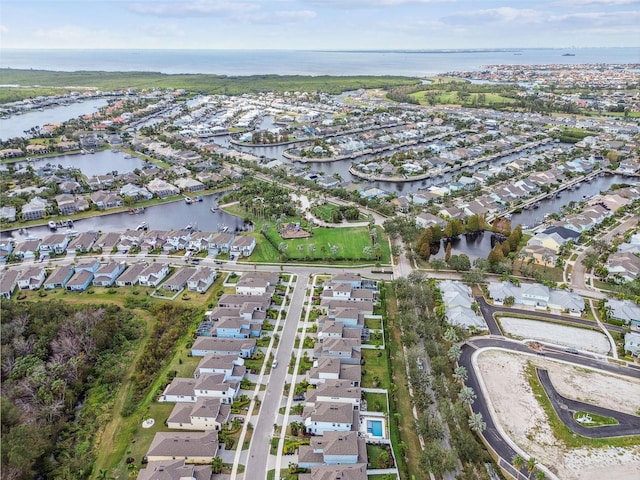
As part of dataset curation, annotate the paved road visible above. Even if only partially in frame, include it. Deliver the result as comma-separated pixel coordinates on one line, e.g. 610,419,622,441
476,296,624,335
242,274,309,480
460,337,640,480
536,368,640,438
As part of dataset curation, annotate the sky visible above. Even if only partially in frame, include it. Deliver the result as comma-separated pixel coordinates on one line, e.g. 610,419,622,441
1,0,639,50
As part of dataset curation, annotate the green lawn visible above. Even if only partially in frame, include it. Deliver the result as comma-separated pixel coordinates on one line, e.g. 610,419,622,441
251,225,390,264
363,392,388,414
362,349,391,389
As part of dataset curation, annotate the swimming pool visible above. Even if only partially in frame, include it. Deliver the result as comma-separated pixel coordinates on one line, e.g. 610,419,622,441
367,419,383,437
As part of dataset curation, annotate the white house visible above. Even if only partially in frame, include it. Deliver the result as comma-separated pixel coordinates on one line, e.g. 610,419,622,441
138,263,170,287
145,431,218,464
17,266,47,290
166,397,231,431
303,402,355,436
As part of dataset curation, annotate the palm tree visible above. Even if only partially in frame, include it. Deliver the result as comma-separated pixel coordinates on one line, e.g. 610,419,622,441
211,456,224,474
468,412,486,433
458,386,476,405
453,365,468,383
447,344,461,363
512,454,526,472
444,327,459,343
534,470,546,480
526,457,538,479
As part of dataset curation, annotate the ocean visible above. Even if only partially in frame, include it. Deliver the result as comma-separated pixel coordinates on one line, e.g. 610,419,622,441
1,48,639,77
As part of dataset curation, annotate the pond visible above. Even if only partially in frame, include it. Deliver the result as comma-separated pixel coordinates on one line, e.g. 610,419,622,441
430,230,505,263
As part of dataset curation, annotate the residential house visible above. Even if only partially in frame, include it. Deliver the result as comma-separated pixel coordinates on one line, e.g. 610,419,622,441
17,266,46,290
314,338,362,365
44,265,74,290
137,460,214,480
55,194,81,215
303,402,356,436
163,230,192,253
298,464,367,480
190,337,257,358
230,236,256,257
90,190,123,210
298,431,367,469
606,299,640,327
74,259,101,273
0,269,20,299
147,178,180,198
415,212,446,229
160,374,240,404
92,261,126,287
66,232,98,254
209,232,234,255
66,270,94,291
304,380,361,410
235,272,279,296
95,232,122,252
623,332,640,357
13,239,41,260
115,262,147,287
145,431,218,464
439,280,486,329
163,267,197,292
120,183,153,201
187,231,212,253
175,177,206,192
139,263,170,287
0,240,13,263
0,205,17,222
194,355,246,382
187,267,217,293
308,357,361,387
21,196,48,220
607,252,640,283
166,398,231,431
38,234,69,255
217,293,271,311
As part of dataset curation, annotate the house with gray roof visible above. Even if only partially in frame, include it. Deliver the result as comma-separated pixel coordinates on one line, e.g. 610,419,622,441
38,234,69,255
303,402,357,436
163,267,197,291
66,269,94,291
606,298,640,327
44,264,74,290
439,280,486,330
93,261,126,287
21,196,48,220
0,269,20,299
298,464,367,480
187,267,217,293
136,459,213,480
17,266,46,290
298,431,367,469
166,397,231,432
13,239,40,260
145,431,218,464
624,332,640,357
190,337,256,358
66,232,98,254
116,262,147,287
308,357,361,387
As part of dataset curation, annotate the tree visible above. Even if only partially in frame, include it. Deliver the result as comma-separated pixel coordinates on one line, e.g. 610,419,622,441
453,365,468,383
512,454,526,472
581,251,600,270
526,457,538,479
444,327,459,343
468,412,486,433
449,254,471,272
211,456,224,474
444,242,452,262
535,471,546,480
458,386,477,405
447,344,461,363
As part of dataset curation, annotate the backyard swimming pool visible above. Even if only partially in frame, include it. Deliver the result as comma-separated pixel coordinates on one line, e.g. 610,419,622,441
367,419,383,437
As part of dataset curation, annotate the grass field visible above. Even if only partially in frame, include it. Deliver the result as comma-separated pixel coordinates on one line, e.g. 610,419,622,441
362,349,391,389
0,69,420,102
412,90,517,107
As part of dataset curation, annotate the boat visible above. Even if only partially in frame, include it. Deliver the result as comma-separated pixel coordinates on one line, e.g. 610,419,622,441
129,208,135,215
195,195,203,202
89,149,95,154
556,192,562,198
123,154,134,159
136,222,148,231
184,223,193,230
562,53,576,57
81,150,86,154
532,202,540,209
185,196,193,204
66,219,73,227
65,229,79,237
48,221,57,230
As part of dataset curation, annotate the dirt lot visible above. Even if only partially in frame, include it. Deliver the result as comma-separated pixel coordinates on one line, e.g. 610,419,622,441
477,350,640,480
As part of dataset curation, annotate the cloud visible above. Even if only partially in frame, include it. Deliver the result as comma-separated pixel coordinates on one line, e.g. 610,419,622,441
556,0,640,5
128,0,261,18
34,25,93,41
0,25,9,34
441,7,544,25
550,10,640,27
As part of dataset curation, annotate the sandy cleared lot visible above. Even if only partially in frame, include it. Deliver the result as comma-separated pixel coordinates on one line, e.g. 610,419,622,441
477,349,640,480
499,317,611,354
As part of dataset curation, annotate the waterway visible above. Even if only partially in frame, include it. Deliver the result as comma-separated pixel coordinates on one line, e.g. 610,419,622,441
0,98,109,141
1,193,246,242
510,173,633,228
1,149,146,177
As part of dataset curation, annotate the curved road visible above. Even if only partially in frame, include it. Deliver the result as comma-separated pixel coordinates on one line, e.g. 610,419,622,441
460,337,640,480
536,368,640,438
